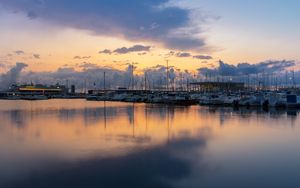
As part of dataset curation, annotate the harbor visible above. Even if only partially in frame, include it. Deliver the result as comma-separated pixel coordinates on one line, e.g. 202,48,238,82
1,81,300,109
87,88,300,108
2,0,300,187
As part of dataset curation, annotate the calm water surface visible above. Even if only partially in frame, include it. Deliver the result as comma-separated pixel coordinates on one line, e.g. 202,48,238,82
0,99,300,188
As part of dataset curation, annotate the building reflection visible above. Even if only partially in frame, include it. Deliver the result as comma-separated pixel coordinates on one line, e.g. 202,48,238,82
0,100,300,188
1,104,298,132
200,106,299,127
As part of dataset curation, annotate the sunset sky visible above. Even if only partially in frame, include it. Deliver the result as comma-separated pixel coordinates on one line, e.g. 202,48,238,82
0,0,299,73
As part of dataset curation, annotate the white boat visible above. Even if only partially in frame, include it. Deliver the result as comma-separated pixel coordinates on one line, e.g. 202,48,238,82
267,93,286,108
223,95,240,106
199,94,224,105
112,93,128,101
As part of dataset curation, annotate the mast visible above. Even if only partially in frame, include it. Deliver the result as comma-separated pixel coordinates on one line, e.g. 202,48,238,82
247,74,250,91
103,71,106,90
166,60,169,91
84,79,87,94
292,69,296,88
131,63,134,90
144,72,147,91
285,71,288,88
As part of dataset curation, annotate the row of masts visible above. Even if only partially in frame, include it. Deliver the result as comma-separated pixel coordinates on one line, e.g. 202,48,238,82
84,61,297,92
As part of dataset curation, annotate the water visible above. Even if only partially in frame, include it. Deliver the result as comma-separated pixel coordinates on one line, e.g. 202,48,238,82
0,99,300,188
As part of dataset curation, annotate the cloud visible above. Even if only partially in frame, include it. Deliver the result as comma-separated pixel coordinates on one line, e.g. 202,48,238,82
198,60,297,76
19,65,135,90
138,52,147,56
99,45,151,55
78,62,99,70
144,64,194,88
15,63,194,90
0,62,28,90
73,56,91,59
33,54,40,59
193,55,213,60
5,59,298,90
14,50,24,55
176,52,191,58
167,52,213,60
201,61,209,64
113,45,151,54
99,49,112,54
0,0,207,51
168,51,175,55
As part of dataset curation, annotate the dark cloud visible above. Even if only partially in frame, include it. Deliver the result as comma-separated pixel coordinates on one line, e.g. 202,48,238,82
176,52,191,58
33,54,40,59
113,45,151,54
99,49,112,54
193,55,213,60
0,0,207,51
99,45,151,55
198,60,297,76
14,50,24,55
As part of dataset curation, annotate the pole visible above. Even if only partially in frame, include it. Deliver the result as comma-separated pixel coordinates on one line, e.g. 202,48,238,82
166,60,169,91
103,71,106,90
131,63,134,90
285,71,288,88
292,70,295,88
144,72,147,91
84,79,87,94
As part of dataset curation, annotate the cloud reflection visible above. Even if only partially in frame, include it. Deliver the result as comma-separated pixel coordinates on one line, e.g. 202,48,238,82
3,134,209,188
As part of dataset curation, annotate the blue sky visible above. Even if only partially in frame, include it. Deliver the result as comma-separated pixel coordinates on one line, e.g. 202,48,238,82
191,0,300,34
177,0,300,62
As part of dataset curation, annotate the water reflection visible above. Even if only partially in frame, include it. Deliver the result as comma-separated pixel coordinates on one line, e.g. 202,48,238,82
0,100,300,188
4,135,209,188
202,106,299,127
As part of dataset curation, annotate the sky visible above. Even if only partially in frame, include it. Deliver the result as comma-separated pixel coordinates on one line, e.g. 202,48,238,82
0,0,299,78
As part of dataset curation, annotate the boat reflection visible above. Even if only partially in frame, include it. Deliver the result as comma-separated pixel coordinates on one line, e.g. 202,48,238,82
0,100,299,188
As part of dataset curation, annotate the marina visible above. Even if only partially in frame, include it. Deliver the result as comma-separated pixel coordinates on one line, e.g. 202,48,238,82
86,89,300,108
1,82,300,109
1,0,300,187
